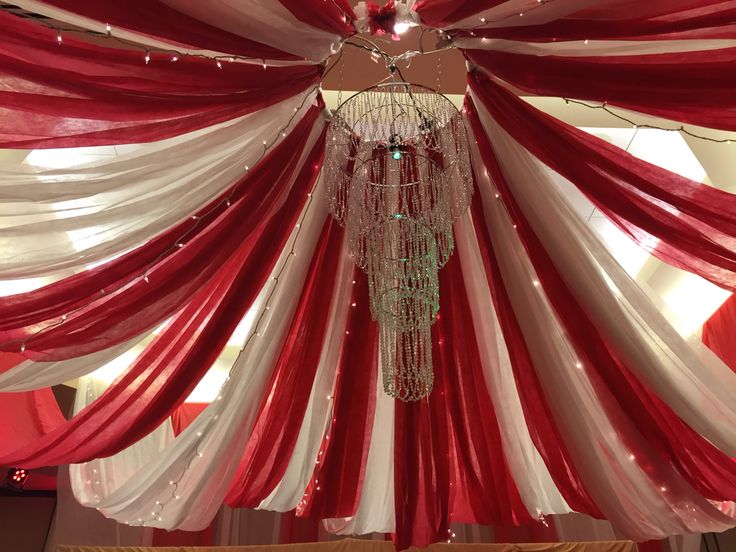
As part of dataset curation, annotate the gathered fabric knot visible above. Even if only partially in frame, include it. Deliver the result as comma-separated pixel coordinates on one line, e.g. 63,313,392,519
353,1,420,40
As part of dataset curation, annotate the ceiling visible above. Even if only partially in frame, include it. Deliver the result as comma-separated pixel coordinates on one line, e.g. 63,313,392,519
2,6,736,397
321,27,468,94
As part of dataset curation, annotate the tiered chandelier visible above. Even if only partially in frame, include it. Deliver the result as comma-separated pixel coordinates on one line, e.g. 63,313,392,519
324,81,473,401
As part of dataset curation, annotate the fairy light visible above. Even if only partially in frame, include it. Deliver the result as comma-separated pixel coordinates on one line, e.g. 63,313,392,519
2,85,318,367
3,6,287,68
562,98,735,144
144,50,150,64
216,61,222,69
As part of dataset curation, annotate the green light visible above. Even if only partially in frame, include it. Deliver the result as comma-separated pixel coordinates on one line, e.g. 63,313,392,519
392,150,402,160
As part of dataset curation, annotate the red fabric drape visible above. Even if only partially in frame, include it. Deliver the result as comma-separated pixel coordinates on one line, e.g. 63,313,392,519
171,403,208,436
299,270,379,520
702,294,736,372
434,254,532,529
0,126,327,468
37,0,297,60
468,72,736,293
0,12,320,148
466,48,736,131
467,99,736,503
0,388,65,455
393,254,532,550
0,107,323,360
457,1,736,40
225,220,346,508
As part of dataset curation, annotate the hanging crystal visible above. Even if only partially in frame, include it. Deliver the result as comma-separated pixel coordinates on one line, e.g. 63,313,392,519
324,82,472,401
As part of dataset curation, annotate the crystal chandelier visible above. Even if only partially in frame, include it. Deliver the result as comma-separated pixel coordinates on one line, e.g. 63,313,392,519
324,82,473,401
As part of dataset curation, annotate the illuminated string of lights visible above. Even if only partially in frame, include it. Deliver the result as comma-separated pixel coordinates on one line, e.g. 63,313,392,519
464,0,552,35
465,100,686,507
125,149,325,527
0,5,306,68
562,98,735,144
3,85,322,355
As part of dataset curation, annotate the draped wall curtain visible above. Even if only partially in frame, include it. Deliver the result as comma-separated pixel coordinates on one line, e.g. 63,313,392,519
0,0,735,549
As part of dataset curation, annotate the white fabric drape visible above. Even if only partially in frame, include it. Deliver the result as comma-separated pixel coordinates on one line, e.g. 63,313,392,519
455,37,736,56
454,211,570,517
443,0,598,30
470,93,736,540
160,0,343,62
0,335,145,392
472,91,736,456
0,90,317,278
258,241,354,512
93,172,329,531
69,375,175,507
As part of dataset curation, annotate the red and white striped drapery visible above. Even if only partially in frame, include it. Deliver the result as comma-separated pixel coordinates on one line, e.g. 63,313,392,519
0,1,735,549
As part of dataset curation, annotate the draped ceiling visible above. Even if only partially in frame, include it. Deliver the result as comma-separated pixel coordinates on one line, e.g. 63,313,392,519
0,0,735,550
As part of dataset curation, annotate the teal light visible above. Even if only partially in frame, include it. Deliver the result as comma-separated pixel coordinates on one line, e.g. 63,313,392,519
392,150,402,160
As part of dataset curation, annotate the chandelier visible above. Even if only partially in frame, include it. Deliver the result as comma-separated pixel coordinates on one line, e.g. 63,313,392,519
324,82,473,401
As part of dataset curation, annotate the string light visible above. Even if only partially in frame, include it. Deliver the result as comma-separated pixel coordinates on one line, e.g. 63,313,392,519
1,84,319,357
465,0,551,30
563,98,735,144
1,6,287,68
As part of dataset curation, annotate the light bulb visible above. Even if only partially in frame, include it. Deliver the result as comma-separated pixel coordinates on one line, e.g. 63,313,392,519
393,22,411,35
